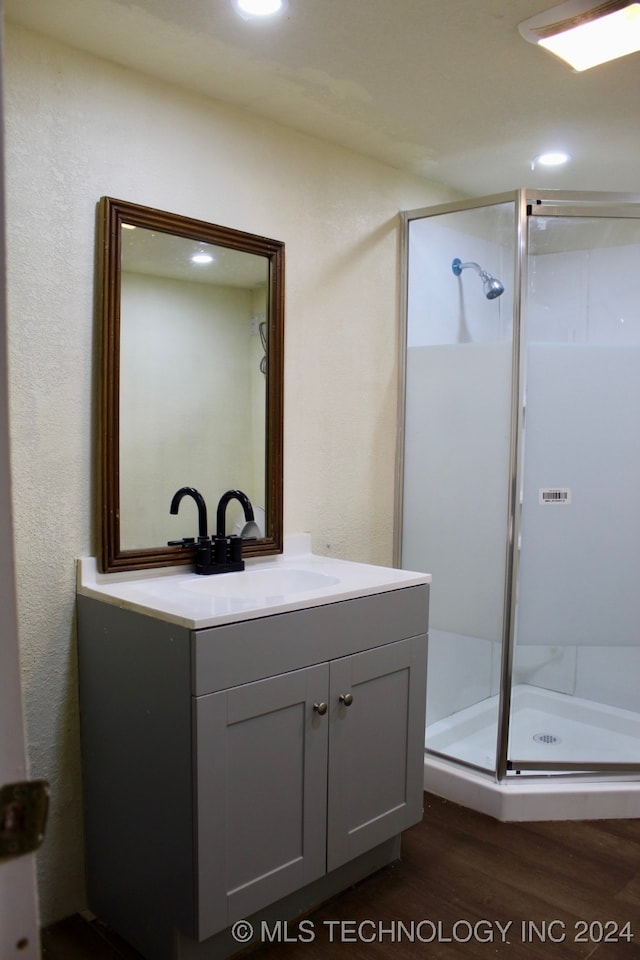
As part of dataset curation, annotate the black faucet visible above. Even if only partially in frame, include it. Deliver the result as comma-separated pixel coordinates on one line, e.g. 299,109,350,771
167,486,254,575
213,490,255,569
216,489,255,538
169,486,208,538
168,486,215,574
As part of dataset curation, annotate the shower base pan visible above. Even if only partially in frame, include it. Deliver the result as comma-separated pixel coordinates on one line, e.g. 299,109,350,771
424,685,640,821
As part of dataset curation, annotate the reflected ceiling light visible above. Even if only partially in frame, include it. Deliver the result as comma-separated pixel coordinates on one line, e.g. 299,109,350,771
191,251,214,264
232,0,286,19
531,150,572,169
519,0,640,71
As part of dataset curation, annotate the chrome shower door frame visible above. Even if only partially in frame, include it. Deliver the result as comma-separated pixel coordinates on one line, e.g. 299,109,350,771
504,189,640,777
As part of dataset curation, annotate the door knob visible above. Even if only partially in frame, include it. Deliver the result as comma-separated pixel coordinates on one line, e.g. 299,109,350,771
339,693,353,706
313,702,328,716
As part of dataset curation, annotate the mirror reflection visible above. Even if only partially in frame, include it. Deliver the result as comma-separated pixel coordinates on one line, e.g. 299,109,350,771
120,228,268,549
99,198,284,573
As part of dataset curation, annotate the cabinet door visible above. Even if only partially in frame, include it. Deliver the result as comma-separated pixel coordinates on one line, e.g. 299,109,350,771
327,634,427,871
194,663,329,940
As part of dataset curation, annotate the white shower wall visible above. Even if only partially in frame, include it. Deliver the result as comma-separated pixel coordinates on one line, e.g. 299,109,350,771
519,241,640,716
406,217,513,348
403,214,513,725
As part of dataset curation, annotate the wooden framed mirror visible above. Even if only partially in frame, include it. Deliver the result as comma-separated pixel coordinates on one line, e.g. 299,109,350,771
99,197,284,573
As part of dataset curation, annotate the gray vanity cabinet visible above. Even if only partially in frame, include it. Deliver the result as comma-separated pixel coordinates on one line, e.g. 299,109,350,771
326,637,426,870
77,584,429,960
195,635,427,941
195,663,330,939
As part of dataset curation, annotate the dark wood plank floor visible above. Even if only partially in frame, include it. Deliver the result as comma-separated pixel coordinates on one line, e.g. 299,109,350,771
42,793,640,960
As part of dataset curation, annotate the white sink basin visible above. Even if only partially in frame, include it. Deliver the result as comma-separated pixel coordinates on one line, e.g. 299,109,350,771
181,567,339,601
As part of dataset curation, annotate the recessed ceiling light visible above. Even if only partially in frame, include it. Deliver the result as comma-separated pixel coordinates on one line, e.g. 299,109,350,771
532,151,572,169
191,252,214,264
232,0,287,19
519,0,640,72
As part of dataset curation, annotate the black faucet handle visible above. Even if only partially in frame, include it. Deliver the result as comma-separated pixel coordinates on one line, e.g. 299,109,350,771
228,535,243,563
167,537,196,547
195,537,213,574
213,536,229,564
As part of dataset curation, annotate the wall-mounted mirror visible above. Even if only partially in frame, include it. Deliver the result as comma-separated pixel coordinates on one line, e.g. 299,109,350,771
99,197,284,573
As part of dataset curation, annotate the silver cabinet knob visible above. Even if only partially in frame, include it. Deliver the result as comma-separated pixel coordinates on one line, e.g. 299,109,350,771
313,702,328,716
339,693,353,706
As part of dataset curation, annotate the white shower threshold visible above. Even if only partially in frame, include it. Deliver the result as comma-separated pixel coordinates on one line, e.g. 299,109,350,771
424,685,640,821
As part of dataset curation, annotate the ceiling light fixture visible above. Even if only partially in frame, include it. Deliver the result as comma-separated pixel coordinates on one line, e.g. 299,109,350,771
232,0,286,19
191,251,214,264
519,0,640,71
531,150,572,169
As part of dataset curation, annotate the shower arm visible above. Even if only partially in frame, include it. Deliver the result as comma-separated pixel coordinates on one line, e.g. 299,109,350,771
452,259,490,282
452,257,504,299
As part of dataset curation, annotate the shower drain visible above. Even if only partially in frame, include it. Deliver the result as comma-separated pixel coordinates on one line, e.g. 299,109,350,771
533,732,561,744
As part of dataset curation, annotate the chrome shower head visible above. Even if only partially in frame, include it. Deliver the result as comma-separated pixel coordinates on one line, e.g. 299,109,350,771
482,275,505,300
452,258,504,300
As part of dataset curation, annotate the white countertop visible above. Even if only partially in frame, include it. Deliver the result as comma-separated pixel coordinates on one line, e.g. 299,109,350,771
77,534,431,629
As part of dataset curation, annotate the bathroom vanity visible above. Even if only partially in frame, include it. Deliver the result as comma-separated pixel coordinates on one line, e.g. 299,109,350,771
77,541,430,960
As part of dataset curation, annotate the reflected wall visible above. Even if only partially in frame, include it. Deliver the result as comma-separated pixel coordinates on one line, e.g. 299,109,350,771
120,271,266,549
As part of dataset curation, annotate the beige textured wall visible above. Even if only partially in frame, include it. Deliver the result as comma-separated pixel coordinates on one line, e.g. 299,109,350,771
4,23,452,924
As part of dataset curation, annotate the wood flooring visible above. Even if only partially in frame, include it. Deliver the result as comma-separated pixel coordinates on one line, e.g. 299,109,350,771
42,792,640,960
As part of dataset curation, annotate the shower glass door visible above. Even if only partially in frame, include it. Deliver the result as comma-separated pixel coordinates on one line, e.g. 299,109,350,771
401,197,515,775
508,197,640,773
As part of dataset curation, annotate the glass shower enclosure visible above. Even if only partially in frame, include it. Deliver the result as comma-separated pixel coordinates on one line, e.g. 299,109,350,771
398,190,640,781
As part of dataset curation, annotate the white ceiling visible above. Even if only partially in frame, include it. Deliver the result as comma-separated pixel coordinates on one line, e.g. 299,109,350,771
5,0,640,197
